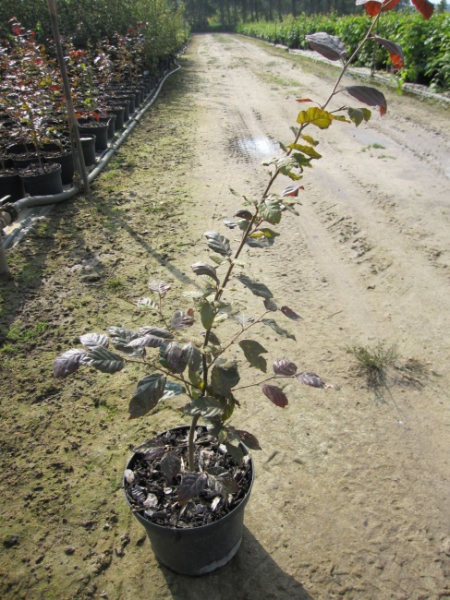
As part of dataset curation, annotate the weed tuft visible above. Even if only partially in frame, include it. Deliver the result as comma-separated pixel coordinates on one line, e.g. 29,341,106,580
346,342,398,387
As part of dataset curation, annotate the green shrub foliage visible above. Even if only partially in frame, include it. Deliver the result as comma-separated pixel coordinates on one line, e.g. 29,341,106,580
238,11,450,90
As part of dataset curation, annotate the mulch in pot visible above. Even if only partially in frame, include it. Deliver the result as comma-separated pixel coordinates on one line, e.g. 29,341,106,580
124,427,253,530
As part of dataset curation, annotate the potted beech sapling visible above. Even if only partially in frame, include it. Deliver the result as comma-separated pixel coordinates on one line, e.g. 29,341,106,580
3,19,64,195
53,0,434,576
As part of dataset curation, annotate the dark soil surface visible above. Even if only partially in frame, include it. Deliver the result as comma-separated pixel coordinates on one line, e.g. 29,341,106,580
1,34,450,600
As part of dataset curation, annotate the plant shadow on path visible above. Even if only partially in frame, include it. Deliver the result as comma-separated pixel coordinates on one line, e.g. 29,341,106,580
160,527,314,600
0,207,74,348
112,215,199,289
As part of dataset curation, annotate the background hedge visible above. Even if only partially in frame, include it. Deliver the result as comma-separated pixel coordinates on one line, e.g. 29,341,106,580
237,12,450,91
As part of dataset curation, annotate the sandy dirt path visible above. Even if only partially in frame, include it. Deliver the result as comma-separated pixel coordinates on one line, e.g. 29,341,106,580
178,34,450,600
1,34,450,600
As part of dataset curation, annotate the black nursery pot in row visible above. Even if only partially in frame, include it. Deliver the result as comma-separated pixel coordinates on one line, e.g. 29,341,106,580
78,120,110,152
0,76,157,201
0,170,24,202
20,163,63,196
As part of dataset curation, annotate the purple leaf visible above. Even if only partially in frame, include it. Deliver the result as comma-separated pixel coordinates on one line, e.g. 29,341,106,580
178,472,208,505
273,359,298,377
280,305,302,321
262,384,288,408
235,430,262,450
79,333,109,349
306,32,347,62
53,348,86,378
345,86,387,116
171,309,195,330
233,209,253,221
137,326,173,340
126,335,164,348
129,373,167,419
411,0,434,20
140,446,166,461
264,298,278,312
160,451,181,481
191,261,219,284
374,35,404,69
82,346,125,374
204,231,232,257
160,342,188,373
296,371,326,389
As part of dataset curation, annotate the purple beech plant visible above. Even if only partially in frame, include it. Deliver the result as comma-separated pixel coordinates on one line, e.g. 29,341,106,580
0,19,65,166
53,0,433,506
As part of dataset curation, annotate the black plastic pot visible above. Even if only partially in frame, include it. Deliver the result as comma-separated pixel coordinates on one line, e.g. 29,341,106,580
100,114,116,140
110,96,131,121
0,170,24,201
124,426,254,576
106,106,125,131
20,163,63,196
7,143,39,169
108,87,137,112
80,135,97,167
44,151,74,185
120,93,135,114
78,121,109,152
6,142,35,157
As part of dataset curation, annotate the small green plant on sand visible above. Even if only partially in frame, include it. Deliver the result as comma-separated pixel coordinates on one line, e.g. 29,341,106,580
346,342,398,387
54,1,434,521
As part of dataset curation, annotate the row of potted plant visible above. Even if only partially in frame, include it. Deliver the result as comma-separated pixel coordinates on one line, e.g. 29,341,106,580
0,19,176,201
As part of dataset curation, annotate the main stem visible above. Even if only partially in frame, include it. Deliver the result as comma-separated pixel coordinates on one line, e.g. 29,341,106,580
191,20,380,471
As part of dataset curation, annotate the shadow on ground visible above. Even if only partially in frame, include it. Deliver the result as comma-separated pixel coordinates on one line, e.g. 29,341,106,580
161,526,314,600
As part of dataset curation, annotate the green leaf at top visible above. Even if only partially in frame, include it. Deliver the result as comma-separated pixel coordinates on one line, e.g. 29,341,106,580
288,143,322,159
297,107,335,129
259,199,281,225
348,107,372,127
262,318,296,341
183,396,225,419
200,300,216,330
257,228,280,239
128,373,167,419
211,360,240,396
83,346,125,374
239,339,268,373
301,134,319,146
225,441,245,465
260,198,282,225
